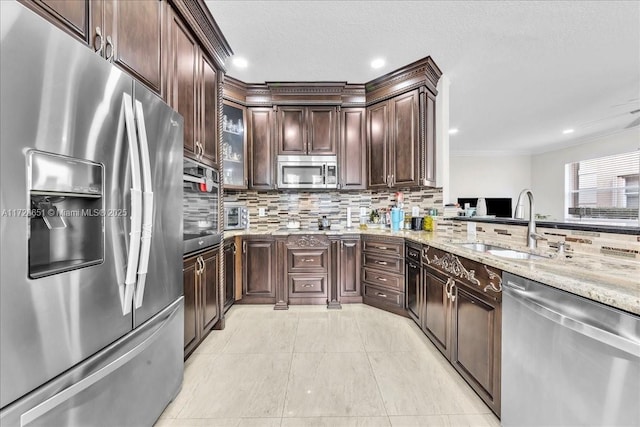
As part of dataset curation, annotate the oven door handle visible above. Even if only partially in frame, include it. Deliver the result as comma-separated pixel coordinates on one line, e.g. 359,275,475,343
133,99,154,309
121,93,142,315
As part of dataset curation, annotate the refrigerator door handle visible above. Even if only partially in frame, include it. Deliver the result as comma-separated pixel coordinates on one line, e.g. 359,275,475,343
121,93,143,315
133,99,154,309
19,302,181,426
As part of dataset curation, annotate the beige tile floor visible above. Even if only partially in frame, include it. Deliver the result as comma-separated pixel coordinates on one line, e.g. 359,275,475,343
156,304,500,427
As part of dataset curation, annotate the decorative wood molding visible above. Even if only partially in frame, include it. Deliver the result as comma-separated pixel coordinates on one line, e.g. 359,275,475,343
430,252,481,287
483,266,503,292
286,234,330,248
169,0,233,71
365,56,442,105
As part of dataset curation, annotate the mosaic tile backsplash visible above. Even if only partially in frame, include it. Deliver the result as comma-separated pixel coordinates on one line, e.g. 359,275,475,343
439,219,640,261
224,188,443,231
184,182,219,232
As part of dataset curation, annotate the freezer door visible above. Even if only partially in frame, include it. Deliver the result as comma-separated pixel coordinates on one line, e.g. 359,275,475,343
0,2,136,408
0,299,184,427
132,83,184,327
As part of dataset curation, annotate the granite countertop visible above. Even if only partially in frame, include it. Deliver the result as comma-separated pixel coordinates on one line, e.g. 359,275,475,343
225,227,640,315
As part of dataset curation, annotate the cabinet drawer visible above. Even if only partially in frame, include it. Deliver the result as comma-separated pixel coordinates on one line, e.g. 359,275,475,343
363,284,404,309
288,249,328,272
406,245,421,263
362,238,404,257
288,274,328,298
362,253,403,274
362,267,403,292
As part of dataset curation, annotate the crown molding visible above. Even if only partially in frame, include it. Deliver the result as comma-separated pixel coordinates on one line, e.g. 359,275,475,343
170,0,233,71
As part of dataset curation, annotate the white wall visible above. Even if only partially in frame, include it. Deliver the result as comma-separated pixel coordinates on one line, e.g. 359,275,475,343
531,128,640,221
449,153,532,208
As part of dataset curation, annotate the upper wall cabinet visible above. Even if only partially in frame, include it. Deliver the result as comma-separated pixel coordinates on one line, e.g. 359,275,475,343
365,57,442,189
277,106,338,156
222,101,248,189
367,89,420,189
22,0,164,96
168,9,219,168
248,107,276,190
340,108,367,190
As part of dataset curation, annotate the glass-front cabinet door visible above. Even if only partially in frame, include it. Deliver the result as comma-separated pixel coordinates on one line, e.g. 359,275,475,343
222,101,247,189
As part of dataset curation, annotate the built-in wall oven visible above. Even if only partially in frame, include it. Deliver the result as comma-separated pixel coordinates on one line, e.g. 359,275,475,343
277,155,338,189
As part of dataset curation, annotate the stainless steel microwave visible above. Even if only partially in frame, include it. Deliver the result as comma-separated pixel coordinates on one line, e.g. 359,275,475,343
277,155,338,189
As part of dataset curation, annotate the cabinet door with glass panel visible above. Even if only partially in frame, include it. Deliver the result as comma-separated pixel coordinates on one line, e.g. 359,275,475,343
222,101,248,189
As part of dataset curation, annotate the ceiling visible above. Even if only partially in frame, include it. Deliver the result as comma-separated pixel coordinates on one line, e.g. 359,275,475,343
205,1,640,154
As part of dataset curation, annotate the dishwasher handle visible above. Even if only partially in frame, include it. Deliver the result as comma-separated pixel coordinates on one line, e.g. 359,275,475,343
504,281,640,357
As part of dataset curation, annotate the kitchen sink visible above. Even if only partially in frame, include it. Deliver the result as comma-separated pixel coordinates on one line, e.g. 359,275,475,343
455,242,548,260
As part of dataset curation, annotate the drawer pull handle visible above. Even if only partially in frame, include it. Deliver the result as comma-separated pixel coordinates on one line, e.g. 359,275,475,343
378,246,388,250
376,292,387,298
376,277,387,282
375,261,388,265
303,284,313,288
304,259,314,262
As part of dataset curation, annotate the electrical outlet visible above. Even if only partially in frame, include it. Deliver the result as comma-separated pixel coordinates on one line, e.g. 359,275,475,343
258,208,266,217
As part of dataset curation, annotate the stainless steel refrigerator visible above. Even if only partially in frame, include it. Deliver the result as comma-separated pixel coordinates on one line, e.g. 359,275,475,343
0,2,184,425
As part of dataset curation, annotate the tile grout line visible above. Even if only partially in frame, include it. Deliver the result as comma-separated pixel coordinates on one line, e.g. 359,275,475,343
356,313,391,421
279,312,300,423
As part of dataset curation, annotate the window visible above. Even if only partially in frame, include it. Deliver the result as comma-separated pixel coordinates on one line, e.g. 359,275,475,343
565,151,640,225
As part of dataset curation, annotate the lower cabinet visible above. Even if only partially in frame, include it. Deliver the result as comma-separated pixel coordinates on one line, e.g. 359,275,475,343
337,236,362,303
242,237,276,303
362,236,406,316
183,246,220,358
451,283,501,416
223,238,236,311
285,234,330,305
422,267,452,359
419,245,502,416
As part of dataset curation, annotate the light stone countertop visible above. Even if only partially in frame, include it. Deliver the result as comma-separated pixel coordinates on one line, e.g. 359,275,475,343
224,227,640,315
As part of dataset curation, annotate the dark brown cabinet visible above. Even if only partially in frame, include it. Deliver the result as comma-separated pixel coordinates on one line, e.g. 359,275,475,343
367,89,419,188
338,237,362,302
419,245,502,415
223,239,236,311
183,256,198,354
277,106,337,155
21,0,91,43
168,9,218,167
242,237,276,302
362,236,406,316
103,0,163,95
422,267,451,359
201,250,219,333
339,108,367,190
248,108,276,189
451,283,501,416
183,247,220,357
22,0,164,96
285,235,330,304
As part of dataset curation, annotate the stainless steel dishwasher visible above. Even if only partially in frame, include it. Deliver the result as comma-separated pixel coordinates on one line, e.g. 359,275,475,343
502,272,640,427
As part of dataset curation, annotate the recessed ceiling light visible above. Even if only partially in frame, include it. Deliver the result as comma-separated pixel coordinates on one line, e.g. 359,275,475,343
232,57,248,68
448,128,459,135
371,58,385,69
562,129,574,134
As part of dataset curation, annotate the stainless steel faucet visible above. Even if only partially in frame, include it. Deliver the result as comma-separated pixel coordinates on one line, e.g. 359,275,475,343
514,189,545,249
